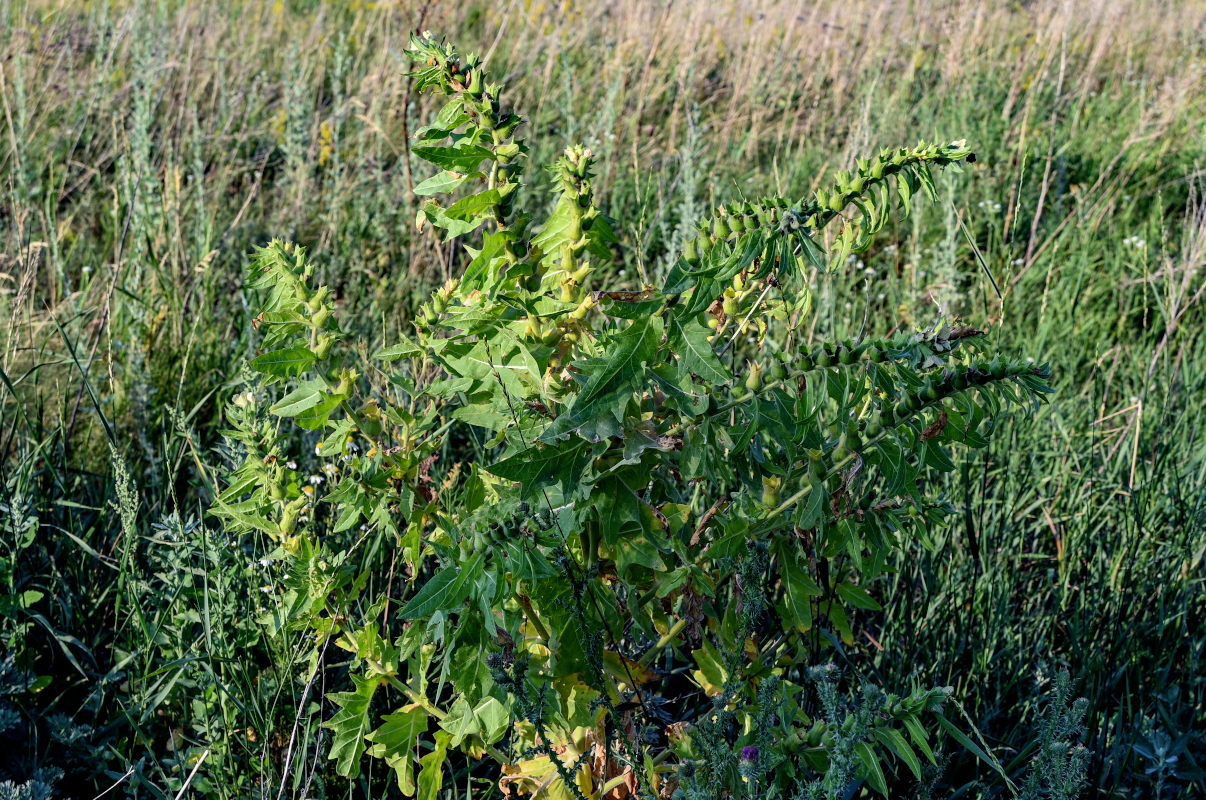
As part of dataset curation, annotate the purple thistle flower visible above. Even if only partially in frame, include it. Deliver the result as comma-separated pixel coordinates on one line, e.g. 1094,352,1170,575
740,745,759,762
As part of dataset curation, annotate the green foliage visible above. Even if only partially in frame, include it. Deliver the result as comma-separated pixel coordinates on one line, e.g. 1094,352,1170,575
3,4,1205,799
212,31,1056,798
1019,669,1090,800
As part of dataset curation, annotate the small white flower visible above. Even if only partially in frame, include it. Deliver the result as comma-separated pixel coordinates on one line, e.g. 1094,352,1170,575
82,266,92,274
314,444,323,456
1012,258,1025,266
286,460,297,470
260,585,274,594
309,474,324,486
323,463,338,477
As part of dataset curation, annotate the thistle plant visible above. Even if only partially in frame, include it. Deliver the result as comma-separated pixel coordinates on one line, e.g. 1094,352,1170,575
213,32,1052,798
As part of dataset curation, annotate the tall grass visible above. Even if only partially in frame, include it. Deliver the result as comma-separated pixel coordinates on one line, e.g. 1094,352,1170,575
1,0,1203,796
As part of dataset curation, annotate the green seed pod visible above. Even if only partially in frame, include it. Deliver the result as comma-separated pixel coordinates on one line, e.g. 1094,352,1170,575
921,381,939,403
760,475,782,507
839,346,855,365
684,237,700,266
821,731,836,749
712,215,731,240
314,333,335,360
745,361,764,392
865,416,883,439
796,352,815,371
990,357,1007,379
895,399,911,419
865,345,884,363
728,214,746,234
770,359,787,381
815,350,833,368
722,295,739,317
466,68,484,97
907,392,923,411
833,435,850,462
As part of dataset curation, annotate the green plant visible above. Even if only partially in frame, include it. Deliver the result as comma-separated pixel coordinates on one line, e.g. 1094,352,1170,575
211,31,1054,799
1019,668,1089,800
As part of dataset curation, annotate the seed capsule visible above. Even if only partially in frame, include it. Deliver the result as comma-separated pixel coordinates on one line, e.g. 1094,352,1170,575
745,361,764,392
760,475,782,507
684,237,700,265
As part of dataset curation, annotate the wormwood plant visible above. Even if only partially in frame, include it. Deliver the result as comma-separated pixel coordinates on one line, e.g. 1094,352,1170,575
213,33,1052,799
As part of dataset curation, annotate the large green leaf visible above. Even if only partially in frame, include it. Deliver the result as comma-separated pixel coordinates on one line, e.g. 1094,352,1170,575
569,316,662,416
445,189,501,221
323,674,381,778
414,170,482,197
487,438,595,496
412,143,493,172
418,730,451,800
366,706,430,795
668,315,730,384
250,346,315,379
398,564,474,620
270,380,327,417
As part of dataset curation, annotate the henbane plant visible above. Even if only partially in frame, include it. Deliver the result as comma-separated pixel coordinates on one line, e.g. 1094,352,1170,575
212,32,1052,799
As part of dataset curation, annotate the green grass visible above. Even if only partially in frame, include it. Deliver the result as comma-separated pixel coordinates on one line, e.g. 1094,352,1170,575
1,0,1203,797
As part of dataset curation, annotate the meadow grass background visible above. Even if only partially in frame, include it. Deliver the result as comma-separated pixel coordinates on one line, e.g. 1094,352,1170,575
1,0,1204,797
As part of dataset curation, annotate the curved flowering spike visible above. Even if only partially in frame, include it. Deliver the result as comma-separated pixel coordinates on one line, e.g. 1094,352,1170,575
665,140,976,318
